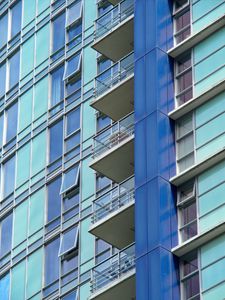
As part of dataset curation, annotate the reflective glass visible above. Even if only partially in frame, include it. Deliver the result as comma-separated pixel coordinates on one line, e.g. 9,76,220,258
0,273,10,300
45,237,60,285
62,253,78,275
62,290,77,300
63,191,79,211
66,76,81,96
0,213,12,257
49,119,63,163
0,63,6,97
0,13,8,49
52,13,65,53
66,108,80,136
64,52,81,80
10,1,22,38
3,155,15,197
59,226,79,255
67,1,82,26
0,114,3,147
9,50,20,90
47,177,61,222
68,21,82,42
6,102,18,143
61,164,80,194
51,65,64,106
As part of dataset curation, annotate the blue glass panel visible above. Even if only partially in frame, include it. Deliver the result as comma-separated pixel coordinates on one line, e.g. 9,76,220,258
64,52,81,80
11,1,22,38
0,213,12,257
0,63,6,97
0,13,8,49
0,114,3,147
66,108,80,136
3,155,15,197
67,0,82,26
0,273,10,300
9,50,20,89
62,290,77,300
62,253,78,275
68,21,82,42
98,59,111,73
6,102,18,143
53,13,65,53
49,119,63,163
66,76,81,96
63,191,79,211
59,226,78,255
45,237,60,285
47,177,61,222
51,65,64,106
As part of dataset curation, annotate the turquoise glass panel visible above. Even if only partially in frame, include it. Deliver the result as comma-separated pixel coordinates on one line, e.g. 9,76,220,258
80,217,94,264
16,142,31,188
36,23,50,67
34,76,48,120
13,200,28,247
198,160,225,195
202,281,225,300
201,234,225,268
23,0,36,28
202,256,225,291
31,130,47,176
84,0,96,29
18,87,33,133
29,188,45,236
27,249,43,298
21,35,35,79
11,260,26,300
0,273,10,300
83,47,96,84
81,157,95,201
37,0,50,14
80,282,90,300
82,99,95,142
199,205,225,233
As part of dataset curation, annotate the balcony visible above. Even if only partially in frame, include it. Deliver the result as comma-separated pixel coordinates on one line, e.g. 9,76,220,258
91,52,134,121
92,0,134,61
90,243,135,300
90,113,134,183
90,176,134,249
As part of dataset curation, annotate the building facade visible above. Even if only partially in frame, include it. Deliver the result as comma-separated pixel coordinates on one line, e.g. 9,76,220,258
0,0,225,299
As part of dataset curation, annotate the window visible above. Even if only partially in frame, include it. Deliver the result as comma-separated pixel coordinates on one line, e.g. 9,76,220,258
62,290,78,300
66,0,82,26
0,63,6,97
66,75,81,97
98,1,113,17
0,13,8,49
10,1,22,39
60,164,80,194
97,114,111,133
97,57,112,74
0,213,12,257
181,252,200,300
8,50,20,90
178,180,197,242
176,113,194,172
67,20,82,49
51,65,64,107
176,53,193,106
63,52,82,80
96,174,112,197
0,272,10,300
61,252,79,287
47,177,61,224
3,155,15,198
0,114,3,148
5,101,18,144
52,13,65,53
45,237,60,286
63,189,79,222
95,239,111,264
59,226,79,256
66,107,80,136
174,0,191,44
49,119,63,164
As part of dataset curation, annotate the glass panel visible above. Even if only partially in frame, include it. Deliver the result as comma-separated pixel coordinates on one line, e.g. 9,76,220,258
0,63,6,97
10,1,22,39
8,50,20,90
0,114,4,148
34,76,48,120
31,130,46,176
52,13,65,53
37,0,50,14
64,52,81,80
45,237,60,286
18,87,33,133
0,13,8,49
61,164,80,194
23,0,36,27
51,65,64,107
62,290,77,300
0,213,12,257
49,119,63,163
66,75,81,96
11,260,26,300
27,249,43,298
29,188,45,236
67,0,82,26
13,200,28,247
63,190,79,212
0,273,10,300
59,226,79,256
47,177,61,222
6,101,18,144
3,155,15,198
36,23,50,66
21,35,35,78
66,107,80,136
67,21,82,43
16,142,31,187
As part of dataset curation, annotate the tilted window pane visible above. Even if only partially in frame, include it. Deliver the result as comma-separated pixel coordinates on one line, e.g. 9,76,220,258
47,176,61,222
6,101,18,143
10,1,22,38
61,164,80,194
67,0,82,26
64,52,81,80
52,13,65,53
45,237,60,285
59,226,79,256
3,155,15,198
0,13,8,49
9,50,20,90
51,65,64,106
49,119,63,163
66,107,80,136
0,213,12,257
0,63,6,97
0,273,10,300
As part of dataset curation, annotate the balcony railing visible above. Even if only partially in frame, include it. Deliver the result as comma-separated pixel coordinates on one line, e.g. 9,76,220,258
94,0,134,40
92,112,134,159
91,243,135,294
95,52,134,98
92,176,134,224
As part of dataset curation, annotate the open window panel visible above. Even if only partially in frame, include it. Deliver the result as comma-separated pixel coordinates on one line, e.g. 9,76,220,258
60,163,80,194
66,0,83,28
177,179,196,206
59,225,79,257
63,51,82,81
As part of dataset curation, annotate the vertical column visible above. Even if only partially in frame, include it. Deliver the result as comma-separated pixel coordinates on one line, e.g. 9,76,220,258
134,0,180,299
